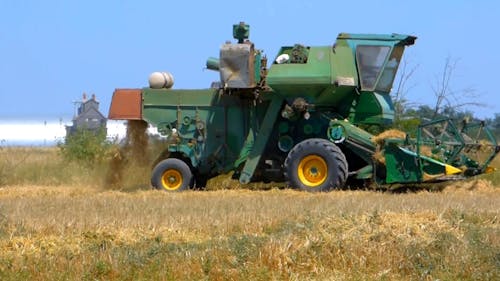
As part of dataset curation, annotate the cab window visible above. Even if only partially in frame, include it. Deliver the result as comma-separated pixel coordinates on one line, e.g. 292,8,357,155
356,46,390,90
376,46,404,92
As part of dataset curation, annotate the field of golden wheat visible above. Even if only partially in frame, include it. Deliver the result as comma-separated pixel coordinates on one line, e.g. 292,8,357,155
0,147,499,280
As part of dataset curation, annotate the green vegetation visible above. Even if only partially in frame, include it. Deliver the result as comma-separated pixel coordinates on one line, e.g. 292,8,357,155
58,128,111,168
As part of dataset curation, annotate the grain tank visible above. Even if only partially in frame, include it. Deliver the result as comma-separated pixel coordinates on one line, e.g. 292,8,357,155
109,22,499,191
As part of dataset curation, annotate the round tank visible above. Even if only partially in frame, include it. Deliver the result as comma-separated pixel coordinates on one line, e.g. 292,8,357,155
149,72,174,89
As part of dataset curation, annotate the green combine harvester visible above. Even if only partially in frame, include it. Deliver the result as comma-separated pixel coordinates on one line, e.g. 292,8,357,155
109,22,499,192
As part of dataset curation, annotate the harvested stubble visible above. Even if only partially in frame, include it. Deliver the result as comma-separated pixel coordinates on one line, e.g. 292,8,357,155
0,184,498,280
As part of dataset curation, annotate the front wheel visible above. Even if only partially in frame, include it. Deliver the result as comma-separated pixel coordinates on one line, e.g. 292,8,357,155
284,139,348,192
151,158,193,191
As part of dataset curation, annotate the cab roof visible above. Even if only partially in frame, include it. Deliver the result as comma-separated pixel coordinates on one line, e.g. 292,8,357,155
337,33,416,46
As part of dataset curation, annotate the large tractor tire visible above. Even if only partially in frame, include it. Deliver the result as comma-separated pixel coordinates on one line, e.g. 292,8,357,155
151,158,193,191
284,139,348,192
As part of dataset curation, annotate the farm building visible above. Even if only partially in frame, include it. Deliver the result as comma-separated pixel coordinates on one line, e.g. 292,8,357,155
65,93,107,137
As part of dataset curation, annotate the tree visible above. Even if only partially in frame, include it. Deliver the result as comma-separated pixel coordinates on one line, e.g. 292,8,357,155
391,55,488,136
391,58,420,134
430,56,483,119
58,128,111,168
392,58,419,124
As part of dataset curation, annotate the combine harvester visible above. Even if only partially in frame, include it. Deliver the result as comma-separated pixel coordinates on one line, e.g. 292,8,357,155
109,22,499,192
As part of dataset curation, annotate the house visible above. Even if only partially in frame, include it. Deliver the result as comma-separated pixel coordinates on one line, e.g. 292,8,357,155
66,93,107,137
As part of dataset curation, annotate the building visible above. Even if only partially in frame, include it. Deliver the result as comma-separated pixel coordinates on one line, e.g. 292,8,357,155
65,93,107,137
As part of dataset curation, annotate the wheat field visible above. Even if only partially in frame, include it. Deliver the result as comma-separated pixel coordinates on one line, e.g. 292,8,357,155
0,147,499,280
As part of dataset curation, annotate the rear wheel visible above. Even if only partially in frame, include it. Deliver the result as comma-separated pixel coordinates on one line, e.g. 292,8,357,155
151,158,193,191
284,139,348,192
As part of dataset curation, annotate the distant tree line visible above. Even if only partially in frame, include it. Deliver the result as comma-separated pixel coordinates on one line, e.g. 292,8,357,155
392,104,500,139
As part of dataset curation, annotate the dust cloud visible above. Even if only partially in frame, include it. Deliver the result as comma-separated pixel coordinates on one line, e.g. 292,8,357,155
105,120,149,189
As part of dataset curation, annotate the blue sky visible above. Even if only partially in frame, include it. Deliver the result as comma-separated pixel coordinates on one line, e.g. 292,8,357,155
1,0,499,120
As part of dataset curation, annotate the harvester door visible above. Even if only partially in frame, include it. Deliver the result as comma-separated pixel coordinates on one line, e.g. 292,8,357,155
376,46,404,92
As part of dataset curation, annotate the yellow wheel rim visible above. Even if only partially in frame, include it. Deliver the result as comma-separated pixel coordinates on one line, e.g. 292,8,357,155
297,155,327,187
161,169,183,191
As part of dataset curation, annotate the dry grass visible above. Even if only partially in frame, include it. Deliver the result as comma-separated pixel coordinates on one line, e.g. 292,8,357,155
0,147,92,186
0,184,499,280
372,129,407,164
371,129,407,146
0,146,151,190
480,152,500,186
0,147,499,280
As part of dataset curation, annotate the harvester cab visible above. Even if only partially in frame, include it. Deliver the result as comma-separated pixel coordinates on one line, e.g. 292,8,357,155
345,34,416,93
264,32,417,127
108,22,498,192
